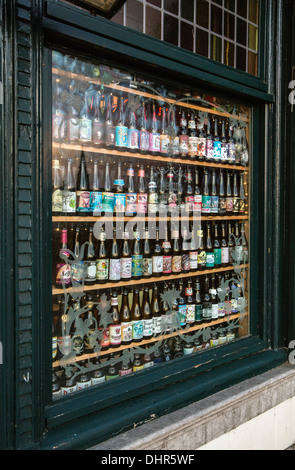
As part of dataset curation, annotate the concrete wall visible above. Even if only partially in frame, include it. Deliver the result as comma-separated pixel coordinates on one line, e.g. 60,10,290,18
90,364,295,451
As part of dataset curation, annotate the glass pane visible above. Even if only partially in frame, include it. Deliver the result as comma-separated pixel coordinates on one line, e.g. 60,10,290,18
164,0,179,15
196,0,209,29
224,0,235,13
181,22,194,52
211,5,222,36
164,13,179,46
51,50,251,400
224,11,235,41
236,46,247,71
248,50,258,75
195,27,209,57
248,24,258,52
126,0,143,32
237,18,247,47
249,0,259,24
237,0,248,19
181,0,195,23
211,34,222,63
147,0,162,7
146,6,162,40
224,40,235,68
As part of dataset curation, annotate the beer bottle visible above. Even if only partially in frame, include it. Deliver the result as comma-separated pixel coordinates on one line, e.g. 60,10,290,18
115,96,128,149
127,109,139,152
72,226,84,284
170,107,179,156
210,274,219,320
76,151,90,215
221,120,228,164
167,166,177,214
151,284,162,337
148,166,158,214
120,289,132,346
62,158,76,214
233,172,240,215
55,229,71,287
202,168,211,214
52,159,63,215
158,167,167,212
213,117,221,162
226,171,233,215
131,226,143,280
228,125,236,165
241,222,249,264
109,228,121,282
142,287,153,340
96,226,109,284
202,274,212,323
213,222,222,268
189,227,198,272
211,169,219,215
197,119,206,162
90,159,102,214
194,279,203,325
194,168,202,213
185,279,195,326
239,172,246,215
217,273,226,319
143,226,152,279
131,288,143,343
181,229,190,273
178,280,187,329
109,292,121,348
188,111,197,159
83,296,97,354
125,163,137,216
206,117,214,162
221,222,229,267
142,346,155,369
102,161,115,213
149,102,160,155
228,221,234,264
218,169,226,216
179,110,189,158
92,92,104,147
160,106,169,155
85,226,97,286
177,168,184,210
152,227,163,277
139,99,150,154
133,353,144,372
162,227,172,276
105,355,119,380
137,164,148,214
205,222,215,269
121,229,132,280
105,93,115,149
172,229,182,274
184,168,194,214
197,224,207,270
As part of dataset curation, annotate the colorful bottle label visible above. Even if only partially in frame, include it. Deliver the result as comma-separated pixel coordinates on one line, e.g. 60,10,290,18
197,250,207,267
92,121,104,144
194,194,202,212
121,322,132,343
181,253,190,271
132,320,143,340
179,135,189,155
214,248,222,266
90,191,102,213
132,254,143,277
52,189,63,213
102,192,115,213
160,134,169,154
115,125,128,147
76,191,90,212
126,193,137,213
153,317,162,335
233,197,240,213
143,258,153,277
226,196,233,213
140,130,150,152
99,327,110,349
228,142,236,163
109,324,122,346
213,141,222,160
137,193,148,213
121,258,132,279
71,261,84,283
172,255,182,273
186,304,195,324
211,195,219,214
149,133,160,152
195,304,203,323
96,259,109,280
206,139,214,160
188,136,198,155
109,259,121,281
185,195,195,213
178,305,187,326
79,118,92,142
221,142,228,162
202,195,212,213
105,125,115,146
52,114,66,140
152,255,163,274
143,319,153,337
189,251,198,270
206,252,215,268
197,137,206,157
163,255,172,274
219,197,227,214
114,193,126,213
221,247,229,264
127,128,139,150
56,261,71,286
62,190,76,213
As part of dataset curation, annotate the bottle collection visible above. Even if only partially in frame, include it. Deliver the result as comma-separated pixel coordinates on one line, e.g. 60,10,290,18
52,280,242,398
53,220,248,287
53,90,249,166
52,156,248,216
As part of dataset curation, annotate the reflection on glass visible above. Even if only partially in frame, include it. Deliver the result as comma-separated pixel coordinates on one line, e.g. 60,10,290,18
211,34,222,63
224,40,235,68
146,6,161,40
248,24,258,52
224,11,235,41
249,0,259,24
126,0,143,32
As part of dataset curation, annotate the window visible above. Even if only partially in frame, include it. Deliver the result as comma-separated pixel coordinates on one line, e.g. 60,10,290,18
51,50,250,399
112,0,259,75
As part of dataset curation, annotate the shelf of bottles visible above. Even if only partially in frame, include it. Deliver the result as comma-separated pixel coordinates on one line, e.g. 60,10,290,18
51,51,250,400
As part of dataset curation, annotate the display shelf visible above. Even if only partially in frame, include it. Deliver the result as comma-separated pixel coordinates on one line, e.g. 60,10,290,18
52,264,248,296
52,312,247,368
52,142,249,172
52,215,249,223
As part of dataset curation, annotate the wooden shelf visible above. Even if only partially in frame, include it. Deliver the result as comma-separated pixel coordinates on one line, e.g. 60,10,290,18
52,264,248,295
52,312,247,367
52,142,249,172
52,67,249,123
52,215,249,223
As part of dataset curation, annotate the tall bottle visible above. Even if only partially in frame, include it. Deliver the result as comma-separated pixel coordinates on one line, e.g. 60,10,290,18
179,110,189,158
109,293,122,348
115,96,128,149
197,224,206,270
178,280,187,329
152,227,163,277
228,221,234,264
205,222,215,269
221,222,229,267
131,288,143,343
233,172,240,215
197,119,206,161
131,226,143,280
142,287,153,340
120,229,132,280
210,274,219,320
84,226,96,286
149,102,160,155
167,167,177,213
142,226,152,279
120,289,132,346
55,229,71,287
211,169,219,215
90,160,102,214
206,117,214,162
125,163,137,216
139,99,150,154
177,168,184,211
158,167,167,212
226,171,233,215
52,159,63,215
240,222,249,263
151,285,162,337
189,227,198,272
127,109,139,152
71,226,84,284
160,106,169,155
221,121,228,164
239,172,246,215
184,168,194,214
102,161,114,213
185,279,195,326
202,169,211,214
213,223,222,268
181,229,190,273
76,151,90,215
218,169,226,216
194,279,203,325
109,228,121,282
188,111,198,159
228,125,236,165
105,93,115,149
63,158,76,214
162,227,172,276
137,165,148,214
96,226,109,284
213,118,221,162
202,274,212,323
170,107,179,156
171,228,182,274
92,92,104,147
114,161,126,213
194,168,202,213
148,166,158,214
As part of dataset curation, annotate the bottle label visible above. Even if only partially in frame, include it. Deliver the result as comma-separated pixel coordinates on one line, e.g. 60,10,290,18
137,193,148,213
160,135,169,154
52,189,63,213
189,251,198,270
105,125,115,146
206,139,214,159
84,330,97,351
172,136,179,155
76,191,90,212
67,118,80,142
152,255,163,274
172,255,182,273
109,259,121,281
194,194,202,212
91,375,106,385
181,253,190,271
219,197,227,214
197,137,206,157
218,301,226,318
79,118,92,141
179,135,189,154
56,262,71,286
115,125,128,147
221,143,228,161
121,322,132,343
195,304,203,323
72,334,84,354
102,192,115,213
212,303,219,320
185,195,195,213
143,257,153,277
126,193,137,213
121,257,132,279
96,259,109,280
132,320,143,340
239,198,246,214
86,261,96,281
211,195,219,214
140,130,150,151
188,136,198,155
206,252,215,267
197,250,207,267
149,133,161,152
178,305,187,326
233,197,240,213
228,142,236,163
52,114,66,140
163,255,172,274
143,318,153,337
202,195,212,213
71,261,84,283
213,141,222,160
109,324,122,346
132,254,143,277
99,327,110,348
119,367,133,376
226,197,233,213
133,365,144,372
153,316,162,335
221,246,229,264
114,193,126,213
61,384,77,395
127,128,139,150
203,302,212,320
90,191,102,213
214,248,222,266
184,346,194,355
62,190,76,213
92,121,104,144
186,304,195,323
